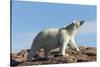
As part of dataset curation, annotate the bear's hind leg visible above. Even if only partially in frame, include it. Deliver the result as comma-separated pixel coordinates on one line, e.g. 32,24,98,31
27,44,40,61
43,48,53,60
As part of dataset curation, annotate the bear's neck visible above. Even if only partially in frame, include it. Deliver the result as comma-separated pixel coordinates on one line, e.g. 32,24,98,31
65,25,77,35
67,29,77,36
60,27,77,36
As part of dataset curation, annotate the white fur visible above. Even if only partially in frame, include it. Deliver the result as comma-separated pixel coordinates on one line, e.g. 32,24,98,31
27,20,84,61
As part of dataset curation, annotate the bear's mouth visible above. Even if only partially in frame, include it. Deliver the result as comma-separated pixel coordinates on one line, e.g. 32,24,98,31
80,20,84,25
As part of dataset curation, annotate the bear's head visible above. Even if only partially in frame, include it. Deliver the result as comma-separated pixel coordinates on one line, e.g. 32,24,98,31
66,20,84,31
65,20,84,35
72,20,84,29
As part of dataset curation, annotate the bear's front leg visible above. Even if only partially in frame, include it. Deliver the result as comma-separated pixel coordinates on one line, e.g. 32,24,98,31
60,40,69,56
70,36,80,52
59,36,70,56
59,30,70,56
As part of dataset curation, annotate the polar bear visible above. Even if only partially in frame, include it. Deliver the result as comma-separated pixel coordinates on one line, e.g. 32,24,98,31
27,20,84,61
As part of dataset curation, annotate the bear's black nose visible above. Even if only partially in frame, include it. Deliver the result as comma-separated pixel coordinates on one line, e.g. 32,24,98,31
80,20,84,25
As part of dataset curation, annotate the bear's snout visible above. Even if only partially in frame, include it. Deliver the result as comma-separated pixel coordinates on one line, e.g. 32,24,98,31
80,20,84,25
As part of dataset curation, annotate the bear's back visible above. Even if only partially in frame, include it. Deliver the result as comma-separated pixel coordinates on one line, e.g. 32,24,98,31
41,28,59,36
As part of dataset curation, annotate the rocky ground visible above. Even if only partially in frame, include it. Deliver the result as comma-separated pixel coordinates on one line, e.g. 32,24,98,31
10,46,96,66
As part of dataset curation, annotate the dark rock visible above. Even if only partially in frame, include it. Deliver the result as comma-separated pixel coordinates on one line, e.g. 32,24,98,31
17,49,29,58
10,59,22,66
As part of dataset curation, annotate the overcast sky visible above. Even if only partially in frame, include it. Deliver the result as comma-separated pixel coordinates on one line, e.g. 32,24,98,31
12,1,96,52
